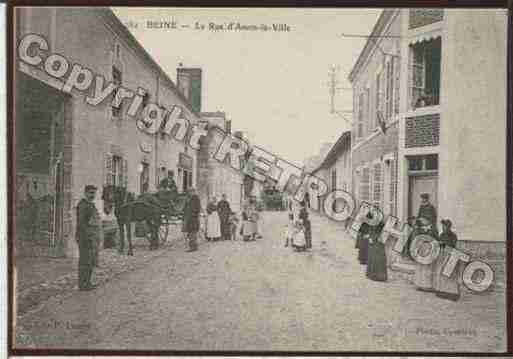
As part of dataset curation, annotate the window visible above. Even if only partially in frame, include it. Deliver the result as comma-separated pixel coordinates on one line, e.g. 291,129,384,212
375,72,381,129
139,162,150,194
105,154,127,187
425,154,438,170
410,38,441,109
112,66,122,118
359,167,371,202
331,168,337,191
388,157,397,216
408,154,438,172
112,155,122,186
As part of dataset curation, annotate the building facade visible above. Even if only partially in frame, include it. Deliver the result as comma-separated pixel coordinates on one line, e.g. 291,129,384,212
311,131,352,214
15,8,200,257
197,111,244,213
349,10,401,222
350,9,507,259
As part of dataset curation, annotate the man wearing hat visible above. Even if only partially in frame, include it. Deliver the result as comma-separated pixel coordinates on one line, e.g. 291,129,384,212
76,185,100,290
159,170,178,195
417,193,437,233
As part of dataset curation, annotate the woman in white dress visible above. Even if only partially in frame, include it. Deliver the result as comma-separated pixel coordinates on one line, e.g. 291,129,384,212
206,197,221,241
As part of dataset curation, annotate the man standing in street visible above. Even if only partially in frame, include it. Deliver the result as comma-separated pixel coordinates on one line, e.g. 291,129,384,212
417,193,438,233
76,185,100,291
183,187,201,252
217,194,232,240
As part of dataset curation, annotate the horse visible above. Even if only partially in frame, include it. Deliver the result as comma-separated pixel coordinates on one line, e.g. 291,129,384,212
102,185,182,254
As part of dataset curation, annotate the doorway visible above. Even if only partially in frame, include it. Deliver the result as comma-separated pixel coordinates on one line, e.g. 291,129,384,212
407,154,439,218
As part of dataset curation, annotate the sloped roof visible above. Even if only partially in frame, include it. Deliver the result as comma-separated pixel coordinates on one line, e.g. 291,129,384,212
312,131,351,173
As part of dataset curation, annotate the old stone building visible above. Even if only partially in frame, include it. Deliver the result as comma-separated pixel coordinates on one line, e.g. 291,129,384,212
350,9,507,260
197,111,244,213
15,8,200,257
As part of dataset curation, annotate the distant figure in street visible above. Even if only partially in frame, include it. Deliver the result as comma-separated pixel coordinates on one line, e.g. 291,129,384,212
182,187,201,252
217,194,232,240
433,219,460,301
304,191,311,209
76,185,100,291
242,203,256,241
228,212,239,241
299,200,312,249
417,193,437,234
366,220,387,282
284,212,294,247
413,217,439,291
206,197,221,241
291,221,307,252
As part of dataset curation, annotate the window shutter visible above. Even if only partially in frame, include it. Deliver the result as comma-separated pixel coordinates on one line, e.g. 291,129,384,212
389,158,396,215
380,70,386,120
373,162,382,208
375,73,381,130
122,159,128,188
394,56,400,114
105,153,113,185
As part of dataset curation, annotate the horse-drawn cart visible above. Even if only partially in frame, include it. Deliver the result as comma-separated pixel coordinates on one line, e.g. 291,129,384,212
130,192,188,245
102,185,189,254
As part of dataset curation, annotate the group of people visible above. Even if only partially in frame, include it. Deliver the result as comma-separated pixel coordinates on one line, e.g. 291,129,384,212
284,200,312,252
355,210,388,282
204,194,235,241
355,193,460,301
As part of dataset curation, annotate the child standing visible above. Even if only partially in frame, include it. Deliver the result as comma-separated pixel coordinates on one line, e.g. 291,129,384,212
284,212,294,247
291,221,307,252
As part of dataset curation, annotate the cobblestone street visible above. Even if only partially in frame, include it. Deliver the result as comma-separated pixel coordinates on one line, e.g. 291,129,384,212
15,211,506,352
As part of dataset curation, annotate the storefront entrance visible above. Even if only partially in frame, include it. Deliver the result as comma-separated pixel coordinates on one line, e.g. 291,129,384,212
407,154,438,219
15,72,71,257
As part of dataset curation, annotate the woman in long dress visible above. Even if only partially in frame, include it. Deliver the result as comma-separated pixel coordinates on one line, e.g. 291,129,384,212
299,201,312,249
356,213,374,264
366,221,387,282
206,197,221,241
413,217,439,291
433,219,460,301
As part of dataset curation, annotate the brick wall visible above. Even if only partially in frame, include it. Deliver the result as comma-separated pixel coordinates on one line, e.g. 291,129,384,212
409,9,444,29
405,114,440,148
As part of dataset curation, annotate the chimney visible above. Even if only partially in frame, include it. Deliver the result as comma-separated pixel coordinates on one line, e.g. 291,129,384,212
225,120,232,134
177,67,202,113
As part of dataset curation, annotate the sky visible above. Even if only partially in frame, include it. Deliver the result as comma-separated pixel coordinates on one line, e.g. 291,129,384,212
112,8,381,166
